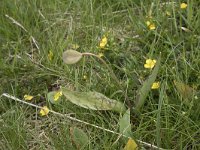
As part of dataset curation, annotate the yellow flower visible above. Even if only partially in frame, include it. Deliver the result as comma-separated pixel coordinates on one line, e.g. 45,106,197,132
39,106,50,116
48,50,53,61
151,82,160,89
146,21,156,30
144,59,156,69
180,3,187,9
98,52,104,58
53,91,62,101
99,36,108,48
149,23,156,30
24,95,33,101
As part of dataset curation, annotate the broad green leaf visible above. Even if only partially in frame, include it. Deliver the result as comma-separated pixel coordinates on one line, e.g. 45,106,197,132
119,109,131,137
174,80,196,104
70,127,88,149
62,87,126,113
62,50,82,64
124,138,138,150
47,91,62,104
135,54,161,111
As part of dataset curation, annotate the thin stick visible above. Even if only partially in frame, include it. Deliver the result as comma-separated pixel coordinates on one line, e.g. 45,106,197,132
1,93,165,150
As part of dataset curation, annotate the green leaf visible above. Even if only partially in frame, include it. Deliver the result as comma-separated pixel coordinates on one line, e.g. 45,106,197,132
62,87,126,113
47,91,62,104
119,109,131,137
135,54,161,111
70,127,89,149
174,80,196,104
124,138,138,150
62,50,82,64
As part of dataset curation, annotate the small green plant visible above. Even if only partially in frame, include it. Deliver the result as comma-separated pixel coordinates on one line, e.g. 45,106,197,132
60,49,161,113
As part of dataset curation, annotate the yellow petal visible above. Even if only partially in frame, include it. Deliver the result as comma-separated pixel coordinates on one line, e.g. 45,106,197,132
53,91,63,101
39,106,50,116
180,3,187,9
149,23,156,30
144,63,151,69
124,138,138,150
146,59,152,64
102,36,107,43
153,59,157,64
144,59,156,69
24,95,34,101
151,82,160,89
99,36,108,48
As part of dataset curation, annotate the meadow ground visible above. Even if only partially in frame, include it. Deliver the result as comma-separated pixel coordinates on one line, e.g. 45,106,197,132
0,0,200,149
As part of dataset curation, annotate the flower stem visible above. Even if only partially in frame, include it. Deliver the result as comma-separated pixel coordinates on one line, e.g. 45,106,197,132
82,52,122,88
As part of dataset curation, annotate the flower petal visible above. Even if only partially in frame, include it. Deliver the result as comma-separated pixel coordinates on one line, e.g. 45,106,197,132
24,95,34,101
180,3,187,9
151,82,160,89
53,91,63,101
39,106,50,116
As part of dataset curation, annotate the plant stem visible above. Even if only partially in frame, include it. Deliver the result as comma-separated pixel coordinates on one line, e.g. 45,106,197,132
82,52,122,88
82,52,132,108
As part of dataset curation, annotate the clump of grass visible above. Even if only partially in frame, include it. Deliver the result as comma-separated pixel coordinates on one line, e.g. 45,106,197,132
1,0,200,149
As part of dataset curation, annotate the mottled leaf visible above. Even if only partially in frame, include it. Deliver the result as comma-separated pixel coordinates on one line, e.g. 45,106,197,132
174,80,196,104
119,109,131,137
62,87,126,113
135,54,161,111
62,50,82,64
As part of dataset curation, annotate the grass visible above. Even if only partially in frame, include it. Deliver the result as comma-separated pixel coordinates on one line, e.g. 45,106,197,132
0,0,200,149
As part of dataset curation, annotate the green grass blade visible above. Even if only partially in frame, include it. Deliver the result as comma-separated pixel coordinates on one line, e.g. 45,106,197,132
119,109,131,137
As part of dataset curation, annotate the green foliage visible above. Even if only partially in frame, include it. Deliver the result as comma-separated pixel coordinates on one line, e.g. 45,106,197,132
62,50,83,64
1,0,200,149
62,87,126,113
119,109,131,137
135,54,161,111
70,127,89,149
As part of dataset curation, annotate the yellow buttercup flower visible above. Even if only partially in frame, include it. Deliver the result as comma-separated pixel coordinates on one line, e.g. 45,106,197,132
48,50,53,61
99,36,108,48
24,95,33,101
146,21,156,30
39,106,50,116
53,91,63,101
180,3,187,9
151,82,160,89
144,59,156,69
149,23,156,30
